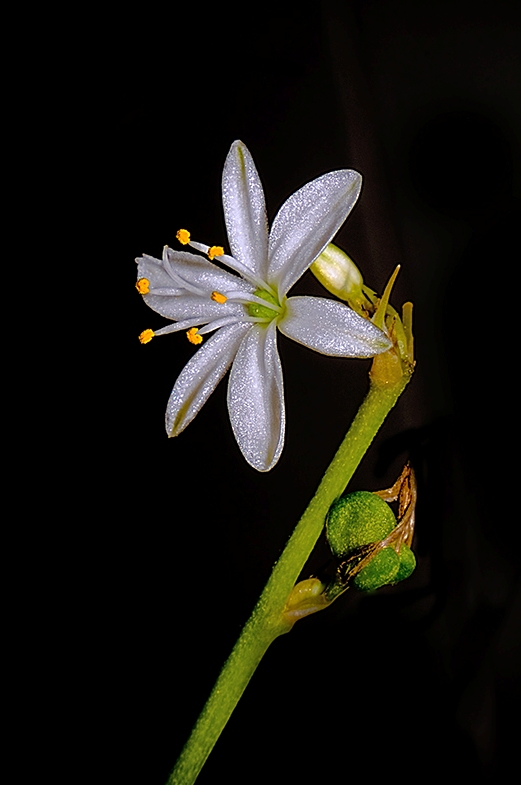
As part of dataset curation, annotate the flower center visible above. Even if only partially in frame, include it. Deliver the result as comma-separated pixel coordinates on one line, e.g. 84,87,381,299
246,289,281,320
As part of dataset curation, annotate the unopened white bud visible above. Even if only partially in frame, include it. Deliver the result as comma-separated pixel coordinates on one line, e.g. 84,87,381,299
311,244,364,301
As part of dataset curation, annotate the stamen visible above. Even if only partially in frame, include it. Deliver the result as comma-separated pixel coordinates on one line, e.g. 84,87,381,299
198,316,270,334
211,291,228,304
216,253,277,294
208,245,224,261
139,329,155,344
176,229,190,245
135,278,150,294
186,327,203,345
188,240,210,254
154,319,206,336
162,247,209,296
175,235,274,295
149,287,183,295
223,290,283,314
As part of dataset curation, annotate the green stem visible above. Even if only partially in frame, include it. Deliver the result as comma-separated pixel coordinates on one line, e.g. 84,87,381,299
168,375,410,785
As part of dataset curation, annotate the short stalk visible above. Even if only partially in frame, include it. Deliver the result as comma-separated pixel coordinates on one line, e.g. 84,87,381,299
168,372,411,785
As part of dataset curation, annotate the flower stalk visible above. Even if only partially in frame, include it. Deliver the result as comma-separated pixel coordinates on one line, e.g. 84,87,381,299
168,330,414,785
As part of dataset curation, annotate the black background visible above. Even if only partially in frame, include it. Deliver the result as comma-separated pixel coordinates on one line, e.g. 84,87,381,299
93,1,521,782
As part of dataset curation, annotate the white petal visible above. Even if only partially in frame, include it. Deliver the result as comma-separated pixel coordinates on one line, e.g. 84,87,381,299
137,254,178,290
142,291,245,322
222,141,269,280
227,321,285,472
278,296,392,356
137,250,249,321
166,323,251,436
163,248,253,294
268,170,362,296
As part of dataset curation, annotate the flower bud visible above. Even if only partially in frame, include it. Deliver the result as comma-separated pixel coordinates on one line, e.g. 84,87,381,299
283,578,329,623
311,244,365,305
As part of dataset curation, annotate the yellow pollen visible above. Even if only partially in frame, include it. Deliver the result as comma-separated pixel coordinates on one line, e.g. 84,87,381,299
135,277,150,294
211,291,227,304
208,245,224,260
186,327,203,345
139,329,155,344
176,229,190,245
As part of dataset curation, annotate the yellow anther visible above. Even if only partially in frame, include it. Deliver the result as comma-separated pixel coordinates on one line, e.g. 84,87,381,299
211,291,228,304
208,245,224,260
176,229,191,245
139,329,155,344
186,327,203,345
135,277,150,294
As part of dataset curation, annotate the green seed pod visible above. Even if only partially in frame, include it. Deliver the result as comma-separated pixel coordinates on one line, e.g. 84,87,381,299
326,490,416,593
326,491,397,559
394,544,416,583
353,547,400,591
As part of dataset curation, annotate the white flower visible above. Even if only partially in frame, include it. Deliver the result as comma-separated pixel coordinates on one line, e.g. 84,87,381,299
136,141,391,471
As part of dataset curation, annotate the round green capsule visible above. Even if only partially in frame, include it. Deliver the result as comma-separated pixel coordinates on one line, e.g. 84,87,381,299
353,547,400,591
326,491,416,592
326,491,397,559
393,544,416,583
354,544,417,592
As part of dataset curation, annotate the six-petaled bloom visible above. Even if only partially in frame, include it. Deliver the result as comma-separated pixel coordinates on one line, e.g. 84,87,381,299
136,141,391,471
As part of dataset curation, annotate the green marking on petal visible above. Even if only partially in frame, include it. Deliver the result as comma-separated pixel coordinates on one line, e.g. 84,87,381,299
247,289,281,320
